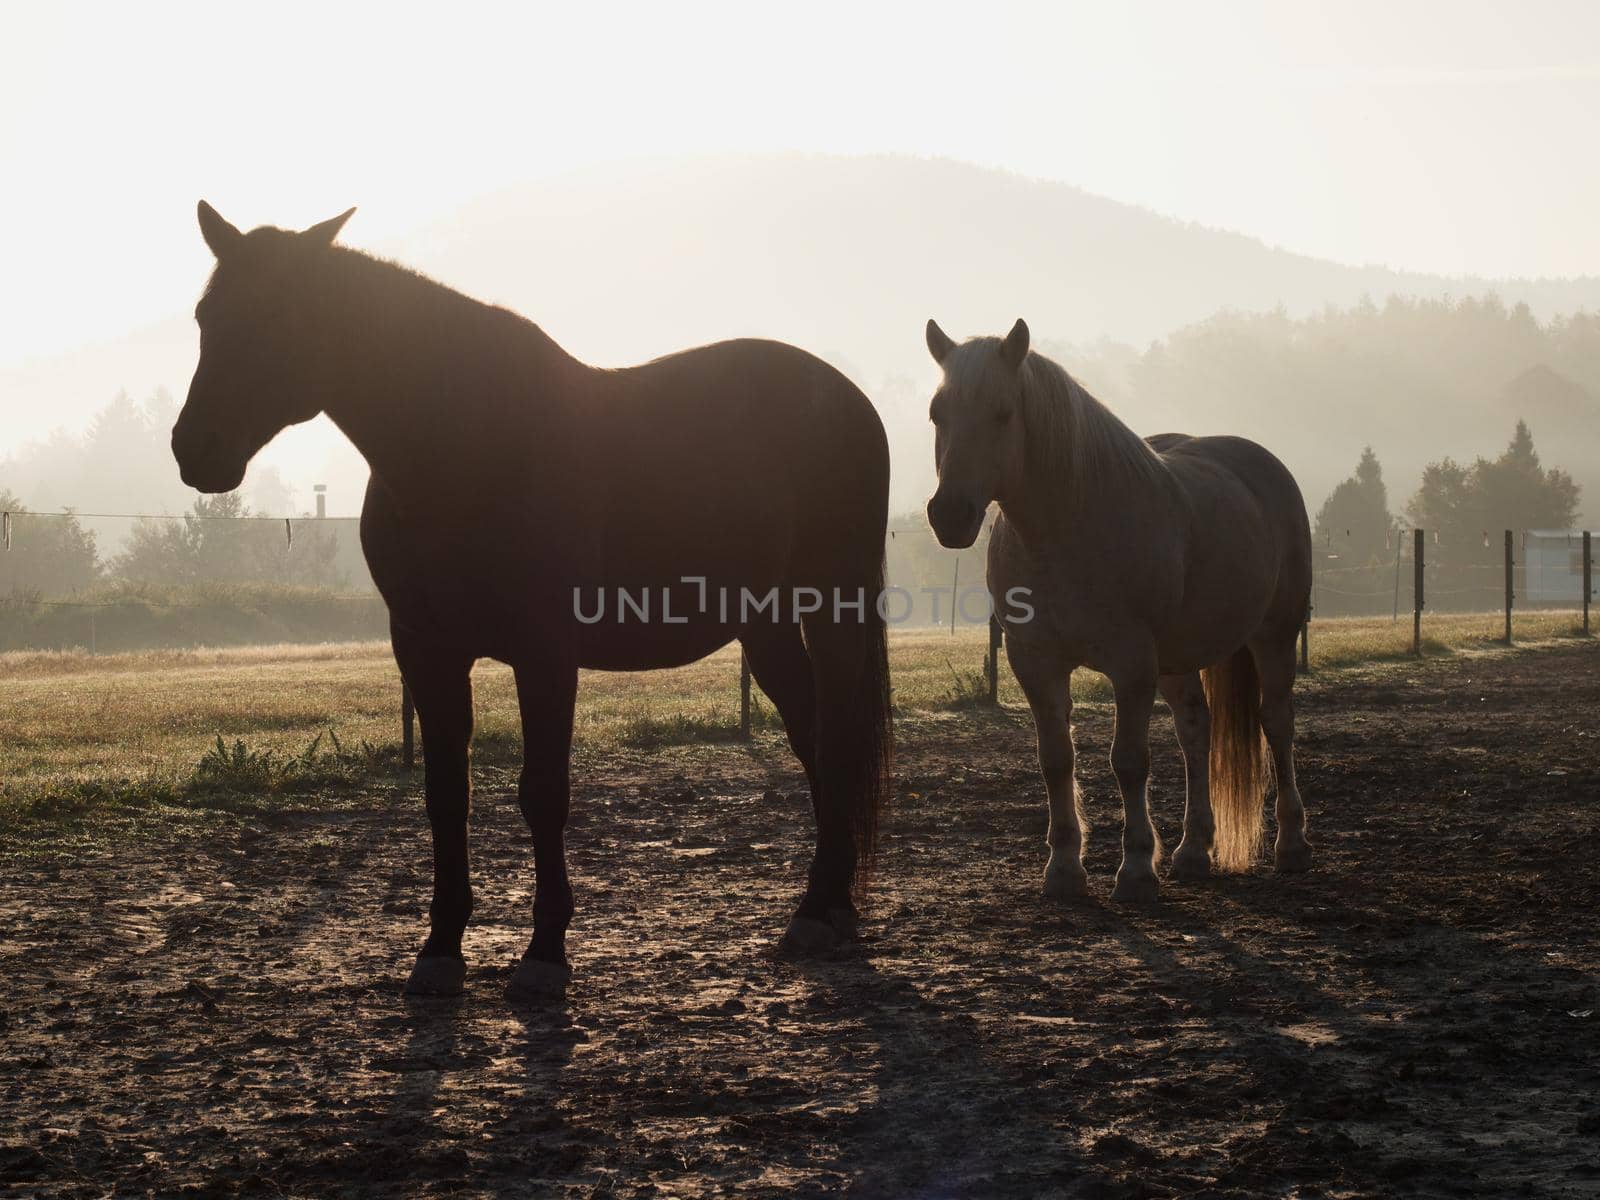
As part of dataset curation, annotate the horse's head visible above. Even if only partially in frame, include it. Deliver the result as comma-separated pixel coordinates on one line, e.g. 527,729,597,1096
923,317,1030,548
172,201,356,492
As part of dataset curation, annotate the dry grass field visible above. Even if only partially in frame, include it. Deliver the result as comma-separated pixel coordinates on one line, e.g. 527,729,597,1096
0,611,1589,823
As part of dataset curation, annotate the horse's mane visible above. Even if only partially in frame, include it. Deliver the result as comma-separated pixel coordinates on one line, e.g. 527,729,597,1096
1011,346,1169,508
206,229,569,360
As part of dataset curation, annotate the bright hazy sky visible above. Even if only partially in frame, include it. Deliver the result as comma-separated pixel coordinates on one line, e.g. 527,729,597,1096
4,0,1599,366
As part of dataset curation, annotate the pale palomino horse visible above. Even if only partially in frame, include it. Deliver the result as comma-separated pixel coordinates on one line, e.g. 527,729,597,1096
923,319,1313,903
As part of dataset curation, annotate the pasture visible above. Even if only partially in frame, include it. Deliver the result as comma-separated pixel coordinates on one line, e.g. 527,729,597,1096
2,623,1597,1196
0,613,1589,822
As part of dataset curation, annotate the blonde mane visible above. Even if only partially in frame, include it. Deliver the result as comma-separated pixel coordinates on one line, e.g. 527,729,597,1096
1019,351,1169,504
950,338,1170,509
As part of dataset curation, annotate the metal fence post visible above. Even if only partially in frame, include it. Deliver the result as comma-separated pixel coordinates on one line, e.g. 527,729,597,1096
401,682,415,768
1412,529,1424,657
949,557,959,635
1503,529,1514,645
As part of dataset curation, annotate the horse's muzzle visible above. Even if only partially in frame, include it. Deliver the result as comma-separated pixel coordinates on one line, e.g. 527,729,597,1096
172,428,247,493
927,488,984,549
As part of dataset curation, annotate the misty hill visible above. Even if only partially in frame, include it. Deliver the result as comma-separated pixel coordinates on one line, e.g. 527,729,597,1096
393,154,1600,370
4,154,1598,517
1055,297,1600,525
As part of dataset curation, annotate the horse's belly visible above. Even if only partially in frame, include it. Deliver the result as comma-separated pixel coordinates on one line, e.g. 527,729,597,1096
577,615,734,671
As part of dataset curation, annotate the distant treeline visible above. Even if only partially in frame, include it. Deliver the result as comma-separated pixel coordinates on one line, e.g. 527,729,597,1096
0,582,389,655
0,489,368,596
1307,421,1584,616
1035,293,1600,523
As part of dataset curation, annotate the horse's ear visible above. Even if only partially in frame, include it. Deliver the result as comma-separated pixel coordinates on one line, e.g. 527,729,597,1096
926,319,955,366
999,318,1030,370
302,207,357,245
197,200,243,258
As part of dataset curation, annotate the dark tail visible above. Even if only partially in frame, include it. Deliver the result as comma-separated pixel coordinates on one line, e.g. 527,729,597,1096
1202,646,1267,872
850,559,894,894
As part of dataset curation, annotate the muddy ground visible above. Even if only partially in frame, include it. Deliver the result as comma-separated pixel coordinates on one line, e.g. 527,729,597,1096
3,643,1599,1198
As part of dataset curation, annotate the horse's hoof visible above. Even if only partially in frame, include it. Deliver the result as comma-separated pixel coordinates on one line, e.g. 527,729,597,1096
507,957,571,1003
779,907,856,955
404,955,466,997
1042,860,1091,901
1170,843,1213,882
1274,838,1314,873
1110,869,1160,905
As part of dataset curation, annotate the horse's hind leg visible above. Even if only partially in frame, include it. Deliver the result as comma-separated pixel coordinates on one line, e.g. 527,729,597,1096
1007,637,1088,900
393,626,477,997
781,613,871,950
1159,671,1215,882
507,659,579,1000
1249,635,1312,873
740,624,818,794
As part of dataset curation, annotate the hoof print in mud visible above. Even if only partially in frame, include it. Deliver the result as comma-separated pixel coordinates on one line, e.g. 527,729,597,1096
507,958,572,1003
404,955,467,997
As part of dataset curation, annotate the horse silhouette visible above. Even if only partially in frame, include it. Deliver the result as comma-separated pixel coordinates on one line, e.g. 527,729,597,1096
172,203,891,998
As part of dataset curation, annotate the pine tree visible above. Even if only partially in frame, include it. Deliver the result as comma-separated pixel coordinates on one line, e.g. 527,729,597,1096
1314,446,1394,566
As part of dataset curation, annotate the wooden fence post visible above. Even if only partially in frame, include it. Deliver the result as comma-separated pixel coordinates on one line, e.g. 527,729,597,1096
987,614,1002,703
1503,529,1514,645
739,650,752,739
1584,531,1592,636
1412,529,1425,657
401,682,415,768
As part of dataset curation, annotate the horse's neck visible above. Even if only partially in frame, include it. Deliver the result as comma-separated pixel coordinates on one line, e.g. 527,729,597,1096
320,291,582,512
1001,392,1171,547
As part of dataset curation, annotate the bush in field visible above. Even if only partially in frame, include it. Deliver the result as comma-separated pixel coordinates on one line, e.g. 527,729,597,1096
193,729,389,795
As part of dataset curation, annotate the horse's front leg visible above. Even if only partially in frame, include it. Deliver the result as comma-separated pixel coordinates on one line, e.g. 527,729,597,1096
394,628,478,996
1007,637,1087,900
507,660,579,1001
1108,662,1161,905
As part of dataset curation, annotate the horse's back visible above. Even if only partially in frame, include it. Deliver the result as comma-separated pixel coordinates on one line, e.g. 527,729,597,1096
1152,432,1311,633
609,337,889,564
617,338,886,473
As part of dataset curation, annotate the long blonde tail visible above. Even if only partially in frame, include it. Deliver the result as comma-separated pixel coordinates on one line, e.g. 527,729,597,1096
1202,647,1267,872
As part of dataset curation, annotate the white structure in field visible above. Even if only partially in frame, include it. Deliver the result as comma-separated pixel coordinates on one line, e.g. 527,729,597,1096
1523,530,1595,606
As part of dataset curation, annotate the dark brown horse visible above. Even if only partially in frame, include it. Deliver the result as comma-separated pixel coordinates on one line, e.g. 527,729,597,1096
172,203,891,999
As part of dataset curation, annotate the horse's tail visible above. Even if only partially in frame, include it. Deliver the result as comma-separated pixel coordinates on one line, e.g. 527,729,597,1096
850,557,894,895
1202,645,1267,873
